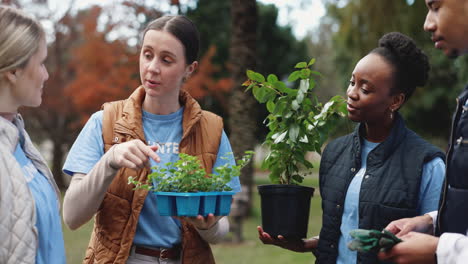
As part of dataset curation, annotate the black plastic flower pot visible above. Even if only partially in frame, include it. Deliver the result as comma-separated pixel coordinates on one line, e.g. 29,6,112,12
258,184,315,241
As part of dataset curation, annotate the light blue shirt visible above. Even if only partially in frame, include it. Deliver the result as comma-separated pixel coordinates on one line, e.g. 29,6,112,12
336,139,445,264
63,108,240,248
14,143,66,264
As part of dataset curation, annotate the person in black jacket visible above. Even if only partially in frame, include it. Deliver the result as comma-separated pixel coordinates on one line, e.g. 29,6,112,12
379,1,468,264
258,32,445,264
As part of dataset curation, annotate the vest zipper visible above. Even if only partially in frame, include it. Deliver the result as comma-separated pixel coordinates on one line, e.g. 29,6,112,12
437,97,461,233
455,137,468,145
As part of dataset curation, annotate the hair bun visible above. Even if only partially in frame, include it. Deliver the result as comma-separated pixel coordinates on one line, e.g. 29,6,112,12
378,32,429,87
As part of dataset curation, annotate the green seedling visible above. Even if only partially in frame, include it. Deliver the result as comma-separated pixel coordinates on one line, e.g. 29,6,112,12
128,151,253,193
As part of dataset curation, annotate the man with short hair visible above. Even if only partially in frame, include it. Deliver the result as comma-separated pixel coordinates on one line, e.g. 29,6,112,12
378,0,468,263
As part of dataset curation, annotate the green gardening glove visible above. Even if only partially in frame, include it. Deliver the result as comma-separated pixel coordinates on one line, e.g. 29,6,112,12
347,229,402,253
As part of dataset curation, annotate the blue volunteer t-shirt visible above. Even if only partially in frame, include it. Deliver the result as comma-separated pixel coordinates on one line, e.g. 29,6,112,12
14,142,66,264
336,139,445,264
63,107,241,248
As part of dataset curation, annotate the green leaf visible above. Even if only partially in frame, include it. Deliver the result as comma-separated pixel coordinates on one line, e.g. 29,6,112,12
289,124,300,142
308,58,316,66
314,142,322,154
300,68,311,78
268,171,281,184
339,102,348,115
273,99,288,115
303,98,312,108
245,83,255,92
309,79,316,91
246,70,256,80
299,135,309,143
272,81,288,93
273,131,287,144
303,159,314,169
288,71,301,82
252,86,269,103
266,100,276,113
292,174,304,183
267,74,279,83
295,61,308,68
291,100,300,111
311,70,322,76
286,88,298,97
247,70,265,82
324,100,335,110
299,79,309,93
330,95,347,109
296,92,304,104
264,88,277,102
260,159,269,171
293,151,306,164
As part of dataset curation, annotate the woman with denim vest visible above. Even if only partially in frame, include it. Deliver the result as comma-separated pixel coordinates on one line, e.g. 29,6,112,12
62,15,240,264
257,32,445,264
0,5,66,264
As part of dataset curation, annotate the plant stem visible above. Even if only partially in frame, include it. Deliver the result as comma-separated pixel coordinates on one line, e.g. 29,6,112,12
285,152,295,185
261,83,282,96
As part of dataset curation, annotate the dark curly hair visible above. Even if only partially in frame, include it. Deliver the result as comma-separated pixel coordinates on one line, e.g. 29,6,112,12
370,32,430,102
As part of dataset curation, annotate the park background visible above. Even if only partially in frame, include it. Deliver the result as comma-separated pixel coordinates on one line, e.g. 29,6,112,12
3,0,468,263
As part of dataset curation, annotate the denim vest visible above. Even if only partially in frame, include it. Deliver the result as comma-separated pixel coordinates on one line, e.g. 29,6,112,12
317,114,444,264
437,85,468,236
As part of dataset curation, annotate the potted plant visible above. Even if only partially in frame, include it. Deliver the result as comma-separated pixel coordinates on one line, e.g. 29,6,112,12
128,152,253,217
244,59,346,241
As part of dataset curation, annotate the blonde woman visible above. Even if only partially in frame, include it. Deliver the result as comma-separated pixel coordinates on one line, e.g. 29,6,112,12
0,5,65,264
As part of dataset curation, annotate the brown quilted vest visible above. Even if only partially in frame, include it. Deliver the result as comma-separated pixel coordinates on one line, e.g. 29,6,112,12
83,87,222,264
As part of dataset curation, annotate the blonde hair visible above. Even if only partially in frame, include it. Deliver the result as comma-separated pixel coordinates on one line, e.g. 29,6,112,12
0,5,44,75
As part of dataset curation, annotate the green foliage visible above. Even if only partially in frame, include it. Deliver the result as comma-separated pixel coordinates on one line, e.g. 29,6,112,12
128,152,253,193
187,1,308,79
244,60,347,184
186,0,231,68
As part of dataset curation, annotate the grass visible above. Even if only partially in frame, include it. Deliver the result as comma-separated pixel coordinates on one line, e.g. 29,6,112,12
62,175,322,263
62,214,93,263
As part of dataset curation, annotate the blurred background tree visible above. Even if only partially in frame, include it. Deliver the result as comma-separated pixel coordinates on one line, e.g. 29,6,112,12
226,0,258,243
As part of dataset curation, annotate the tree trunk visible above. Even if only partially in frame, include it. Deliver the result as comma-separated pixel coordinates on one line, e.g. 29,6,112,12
228,0,258,243
51,139,66,190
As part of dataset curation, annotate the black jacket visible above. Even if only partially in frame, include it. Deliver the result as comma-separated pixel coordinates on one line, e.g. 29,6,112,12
437,85,468,235
317,114,444,264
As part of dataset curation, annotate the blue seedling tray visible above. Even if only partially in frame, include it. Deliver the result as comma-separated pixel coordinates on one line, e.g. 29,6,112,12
155,192,235,217
216,193,233,215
